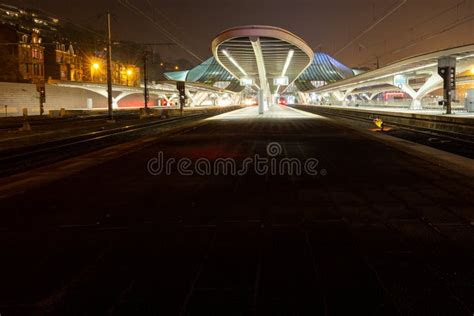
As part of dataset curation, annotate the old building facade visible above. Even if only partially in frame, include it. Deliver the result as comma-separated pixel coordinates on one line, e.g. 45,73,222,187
0,24,45,83
44,43,83,82
0,4,141,87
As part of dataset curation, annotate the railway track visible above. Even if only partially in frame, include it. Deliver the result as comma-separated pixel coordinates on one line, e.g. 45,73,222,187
0,111,144,131
0,113,205,176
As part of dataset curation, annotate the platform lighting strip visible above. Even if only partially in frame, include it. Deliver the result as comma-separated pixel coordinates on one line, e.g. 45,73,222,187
281,49,295,78
222,49,248,77
276,49,295,94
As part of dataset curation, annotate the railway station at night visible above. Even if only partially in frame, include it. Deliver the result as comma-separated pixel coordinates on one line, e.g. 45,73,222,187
0,1,474,315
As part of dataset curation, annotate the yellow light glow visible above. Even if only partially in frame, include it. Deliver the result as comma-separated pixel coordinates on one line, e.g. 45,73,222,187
92,63,100,70
470,67,474,75
174,66,179,70
127,69,133,76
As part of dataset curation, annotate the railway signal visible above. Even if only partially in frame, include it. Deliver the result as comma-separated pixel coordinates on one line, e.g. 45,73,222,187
177,81,186,115
438,57,456,114
143,50,150,111
36,83,46,116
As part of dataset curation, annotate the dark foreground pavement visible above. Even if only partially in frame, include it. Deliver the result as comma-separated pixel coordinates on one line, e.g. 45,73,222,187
1,106,473,315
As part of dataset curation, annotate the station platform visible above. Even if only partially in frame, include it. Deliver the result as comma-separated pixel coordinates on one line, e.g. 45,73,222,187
306,103,474,117
208,104,319,120
295,104,474,135
1,100,473,315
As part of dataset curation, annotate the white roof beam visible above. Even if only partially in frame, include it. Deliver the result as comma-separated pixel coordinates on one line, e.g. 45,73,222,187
250,36,269,94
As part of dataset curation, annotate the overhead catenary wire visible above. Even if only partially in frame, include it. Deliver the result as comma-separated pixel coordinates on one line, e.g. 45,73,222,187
355,0,474,68
391,12,474,54
363,0,469,53
144,0,185,35
117,0,203,63
334,0,408,57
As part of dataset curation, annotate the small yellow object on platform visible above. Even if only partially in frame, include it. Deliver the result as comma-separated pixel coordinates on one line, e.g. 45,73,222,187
373,118,384,130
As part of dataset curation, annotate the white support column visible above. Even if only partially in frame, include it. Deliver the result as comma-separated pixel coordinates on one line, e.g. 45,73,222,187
344,89,354,106
368,93,379,101
398,83,421,109
397,73,443,110
196,92,210,107
332,90,345,103
232,93,243,105
170,93,178,104
165,93,178,107
185,91,195,108
266,81,272,109
297,92,309,105
414,73,443,103
332,88,354,106
363,93,378,102
251,36,270,112
257,89,264,114
187,91,211,108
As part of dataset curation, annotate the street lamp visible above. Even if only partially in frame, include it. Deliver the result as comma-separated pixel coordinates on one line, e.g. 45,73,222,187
91,62,100,82
126,69,133,86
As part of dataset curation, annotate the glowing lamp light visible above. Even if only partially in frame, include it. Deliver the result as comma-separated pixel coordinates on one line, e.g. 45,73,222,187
281,49,295,78
275,49,295,94
92,63,100,70
127,69,133,76
222,49,248,77
470,67,474,75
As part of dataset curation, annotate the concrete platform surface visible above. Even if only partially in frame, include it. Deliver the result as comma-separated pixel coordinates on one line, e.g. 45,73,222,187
0,105,473,315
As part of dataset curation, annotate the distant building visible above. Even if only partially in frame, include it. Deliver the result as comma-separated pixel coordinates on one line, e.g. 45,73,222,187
114,63,140,87
44,43,83,81
0,3,60,38
0,3,141,86
84,56,140,87
0,24,44,83
19,29,44,83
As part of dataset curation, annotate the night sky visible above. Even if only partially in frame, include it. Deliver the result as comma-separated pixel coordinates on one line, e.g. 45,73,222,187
6,0,474,68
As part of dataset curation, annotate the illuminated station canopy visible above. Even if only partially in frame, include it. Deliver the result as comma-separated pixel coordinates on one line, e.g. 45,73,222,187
164,25,355,94
212,25,314,95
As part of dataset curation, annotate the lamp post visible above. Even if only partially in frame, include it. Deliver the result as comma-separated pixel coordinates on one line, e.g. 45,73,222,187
143,51,149,110
106,12,114,122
